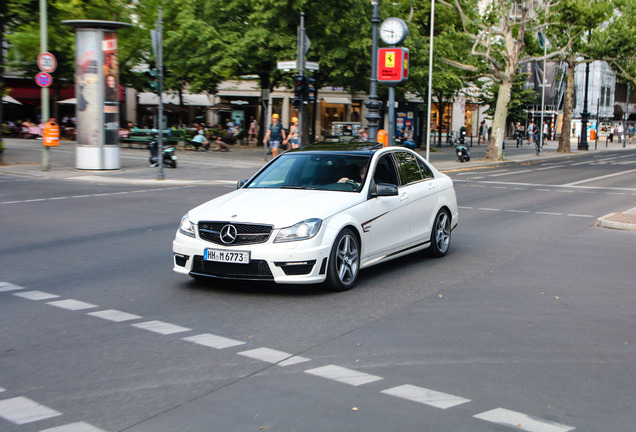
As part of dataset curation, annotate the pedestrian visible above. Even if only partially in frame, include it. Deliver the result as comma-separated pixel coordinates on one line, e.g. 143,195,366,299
609,125,615,143
284,117,300,149
543,122,549,143
480,121,487,143
628,123,634,144
617,123,624,142
213,135,229,152
527,121,535,144
263,113,286,157
190,130,209,151
248,116,257,142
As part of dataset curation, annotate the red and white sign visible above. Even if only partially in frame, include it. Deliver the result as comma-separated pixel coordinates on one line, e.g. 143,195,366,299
35,72,53,88
37,52,57,73
378,47,409,86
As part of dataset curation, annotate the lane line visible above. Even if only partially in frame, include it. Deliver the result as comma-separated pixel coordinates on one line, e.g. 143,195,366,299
304,365,383,386
13,291,60,301
238,347,310,366
0,396,61,425
490,169,533,177
87,309,143,322
131,320,191,335
381,384,470,409
182,333,246,349
563,167,636,186
474,408,575,432
47,299,98,311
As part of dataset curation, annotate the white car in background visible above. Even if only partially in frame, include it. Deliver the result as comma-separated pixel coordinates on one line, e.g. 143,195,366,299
173,142,458,291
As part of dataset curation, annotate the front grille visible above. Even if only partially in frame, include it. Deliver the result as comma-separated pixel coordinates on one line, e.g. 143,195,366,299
192,255,274,280
198,221,273,246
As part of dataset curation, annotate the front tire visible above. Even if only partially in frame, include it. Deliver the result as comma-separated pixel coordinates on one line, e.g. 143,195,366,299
324,228,360,291
428,210,451,257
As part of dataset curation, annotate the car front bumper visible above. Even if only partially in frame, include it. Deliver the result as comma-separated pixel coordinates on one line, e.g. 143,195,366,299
173,231,333,284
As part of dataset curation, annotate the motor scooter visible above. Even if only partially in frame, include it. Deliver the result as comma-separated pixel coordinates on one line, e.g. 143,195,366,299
455,131,470,162
149,134,177,168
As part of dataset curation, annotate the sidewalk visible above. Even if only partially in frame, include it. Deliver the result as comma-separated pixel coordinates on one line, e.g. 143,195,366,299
2,136,631,183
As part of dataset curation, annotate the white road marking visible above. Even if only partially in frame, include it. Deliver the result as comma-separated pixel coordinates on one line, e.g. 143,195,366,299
0,282,24,292
87,309,142,322
505,209,531,214
474,407,575,432
0,396,61,424
182,333,246,349
566,214,594,218
536,212,562,216
0,387,5,392
47,299,98,311
563,167,636,186
39,422,108,432
13,291,60,301
237,347,310,366
478,208,501,211
490,169,533,177
381,384,470,409
304,365,383,386
131,320,191,335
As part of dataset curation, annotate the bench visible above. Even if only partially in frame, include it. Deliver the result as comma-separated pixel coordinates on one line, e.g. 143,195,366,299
120,129,189,149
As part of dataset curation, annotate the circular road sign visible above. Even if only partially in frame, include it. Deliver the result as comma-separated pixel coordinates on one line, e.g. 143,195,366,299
37,52,57,73
35,72,53,88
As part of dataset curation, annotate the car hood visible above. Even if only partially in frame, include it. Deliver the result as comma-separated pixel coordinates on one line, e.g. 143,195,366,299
188,189,362,227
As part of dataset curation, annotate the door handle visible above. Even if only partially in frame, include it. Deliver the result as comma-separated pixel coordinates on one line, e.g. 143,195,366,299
400,192,409,201
428,182,436,190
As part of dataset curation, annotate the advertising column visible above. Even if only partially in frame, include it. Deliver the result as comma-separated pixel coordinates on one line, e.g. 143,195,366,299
62,20,131,170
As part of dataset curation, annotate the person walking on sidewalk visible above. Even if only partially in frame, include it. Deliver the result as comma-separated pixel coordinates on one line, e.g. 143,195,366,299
263,113,286,157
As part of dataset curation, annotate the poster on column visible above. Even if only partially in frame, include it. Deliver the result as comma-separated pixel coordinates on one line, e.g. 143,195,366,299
76,30,100,145
103,32,120,145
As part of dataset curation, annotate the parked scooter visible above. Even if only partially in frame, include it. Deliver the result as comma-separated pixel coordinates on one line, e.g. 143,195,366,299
455,130,470,162
149,133,177,168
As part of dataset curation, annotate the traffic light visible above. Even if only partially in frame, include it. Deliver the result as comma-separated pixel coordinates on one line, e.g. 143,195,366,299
293,74,307,107
145,69,159,92
307,77,316,103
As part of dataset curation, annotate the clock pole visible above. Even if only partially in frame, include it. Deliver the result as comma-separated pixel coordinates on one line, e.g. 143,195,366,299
365,1,382,143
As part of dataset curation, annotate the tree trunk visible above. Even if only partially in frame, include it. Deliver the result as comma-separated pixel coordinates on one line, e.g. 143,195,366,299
485,76,513,160
558,55,575,153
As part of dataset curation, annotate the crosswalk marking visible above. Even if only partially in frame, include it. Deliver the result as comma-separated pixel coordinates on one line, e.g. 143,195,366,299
182,333,245,349
0,282,24,292
39,422,108,432
0,396,61,424
131,320,191,335
47,299,98,311
13,291,60,301
304,365,383,386
381,384,470,409
87,309,142,322
474,408,575,432
238,347,310,366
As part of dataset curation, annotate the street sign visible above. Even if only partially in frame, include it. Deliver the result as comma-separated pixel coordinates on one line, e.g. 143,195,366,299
37,52,57,73
35,72,53,88
277,60,319,71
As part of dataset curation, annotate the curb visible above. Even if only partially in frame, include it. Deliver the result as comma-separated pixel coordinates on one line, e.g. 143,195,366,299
596,207,636,232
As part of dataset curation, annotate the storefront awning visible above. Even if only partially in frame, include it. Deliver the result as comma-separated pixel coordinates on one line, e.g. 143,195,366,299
138,92,212,106
2,95,22,105
322,96,352,104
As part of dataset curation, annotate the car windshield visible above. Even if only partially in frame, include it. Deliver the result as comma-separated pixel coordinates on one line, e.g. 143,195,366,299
246,153,371,192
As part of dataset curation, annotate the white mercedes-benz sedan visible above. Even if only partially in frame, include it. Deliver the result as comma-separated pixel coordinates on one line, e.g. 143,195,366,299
173,143,458,291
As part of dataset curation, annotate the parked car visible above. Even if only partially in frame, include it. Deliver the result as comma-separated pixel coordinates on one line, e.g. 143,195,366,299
173,142,458,291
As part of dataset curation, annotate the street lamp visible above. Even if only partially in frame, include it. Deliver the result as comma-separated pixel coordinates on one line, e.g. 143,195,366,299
425,0,435,161
578,61,590,151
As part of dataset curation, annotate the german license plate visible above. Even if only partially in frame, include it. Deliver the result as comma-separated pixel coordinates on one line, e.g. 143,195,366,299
204,249,250,264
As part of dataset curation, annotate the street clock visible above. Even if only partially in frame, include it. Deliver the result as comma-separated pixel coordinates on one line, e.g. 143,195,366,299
379,17,408,45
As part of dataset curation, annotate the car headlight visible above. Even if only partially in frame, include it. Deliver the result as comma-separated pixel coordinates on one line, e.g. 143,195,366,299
179,214,196,238
274,218,322,243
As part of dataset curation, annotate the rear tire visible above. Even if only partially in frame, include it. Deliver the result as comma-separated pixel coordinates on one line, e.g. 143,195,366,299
428,209,451,257
324,228,360,291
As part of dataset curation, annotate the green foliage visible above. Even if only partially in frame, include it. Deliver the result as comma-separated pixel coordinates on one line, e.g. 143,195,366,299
479,72,537,123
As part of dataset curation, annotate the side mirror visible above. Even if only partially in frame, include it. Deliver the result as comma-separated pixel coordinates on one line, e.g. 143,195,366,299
237,179,248,189
372,182,398,197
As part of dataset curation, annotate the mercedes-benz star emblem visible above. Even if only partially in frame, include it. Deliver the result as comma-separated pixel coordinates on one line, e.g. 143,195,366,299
220,224,238,244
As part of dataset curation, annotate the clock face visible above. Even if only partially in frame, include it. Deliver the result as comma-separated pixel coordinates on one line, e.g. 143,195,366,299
380,18,407,45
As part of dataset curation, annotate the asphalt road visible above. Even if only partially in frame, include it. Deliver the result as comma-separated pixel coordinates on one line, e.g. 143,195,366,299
1,148,635,432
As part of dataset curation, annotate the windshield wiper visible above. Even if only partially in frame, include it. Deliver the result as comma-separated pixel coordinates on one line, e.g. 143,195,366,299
280,185,306,189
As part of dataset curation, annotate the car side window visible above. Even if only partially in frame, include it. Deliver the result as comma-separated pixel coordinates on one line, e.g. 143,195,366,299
417,158,434,179
393,151,423,186
373,155,399,185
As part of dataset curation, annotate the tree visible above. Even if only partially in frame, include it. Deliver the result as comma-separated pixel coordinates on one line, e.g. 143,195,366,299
438,0,574,160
